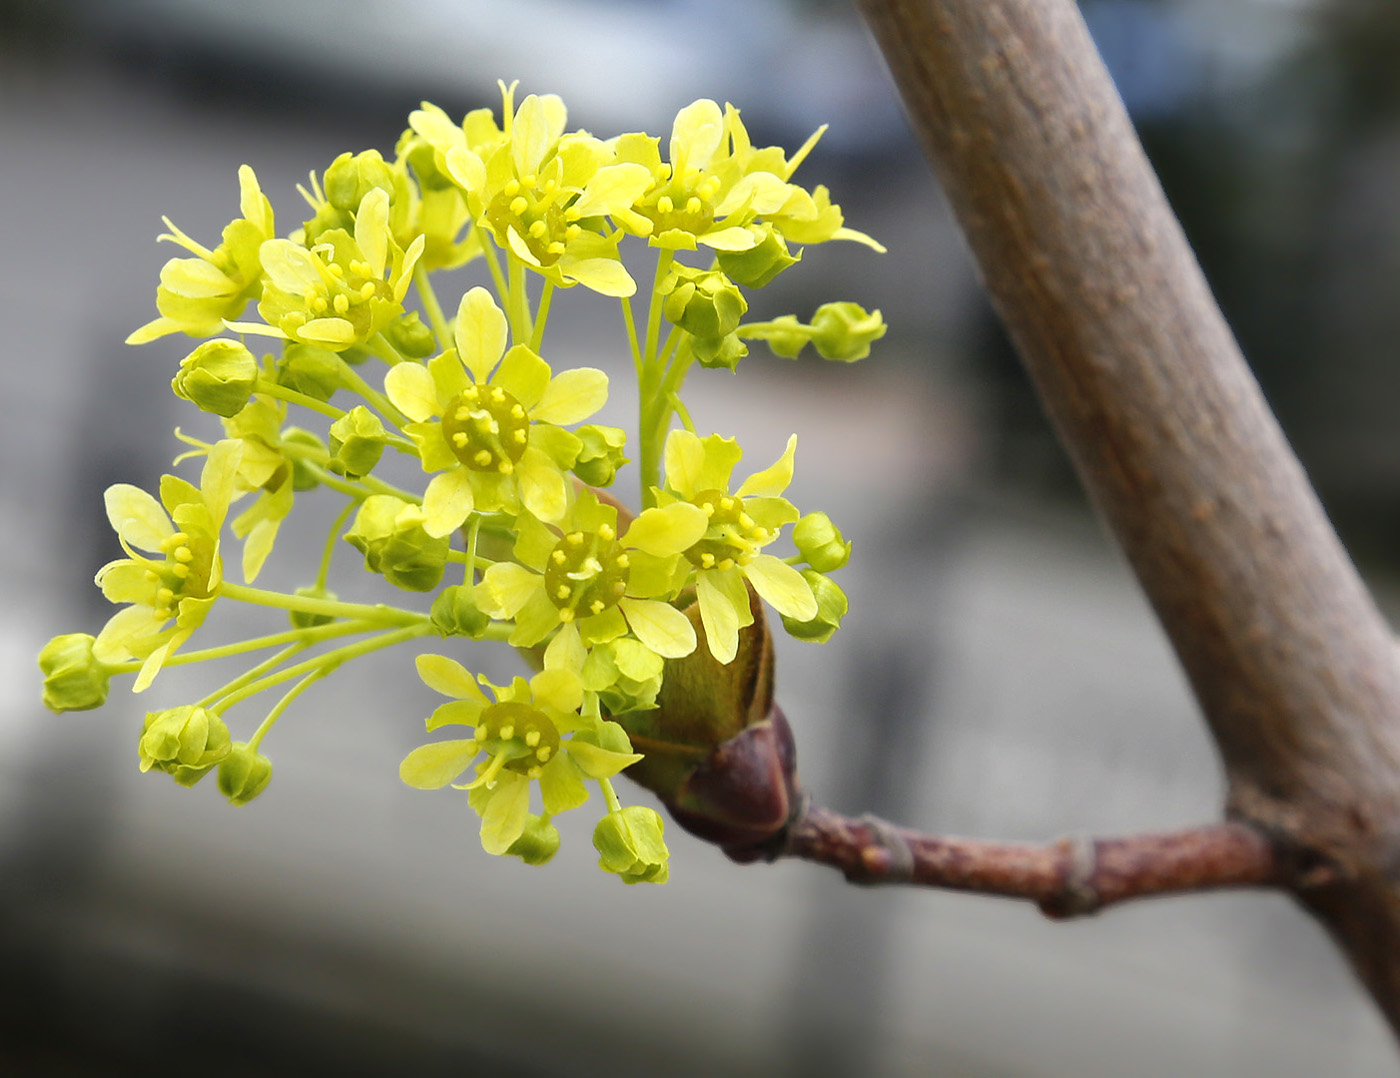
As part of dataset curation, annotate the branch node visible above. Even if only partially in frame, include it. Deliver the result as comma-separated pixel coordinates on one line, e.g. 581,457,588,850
858,814,916,884
1042,835,1101,919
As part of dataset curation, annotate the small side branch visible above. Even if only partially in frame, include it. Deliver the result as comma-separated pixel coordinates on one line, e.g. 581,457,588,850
780,806,1286,918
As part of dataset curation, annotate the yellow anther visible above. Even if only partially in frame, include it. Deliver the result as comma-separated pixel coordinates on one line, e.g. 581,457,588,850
498,460,513,475
171,564,190,580
547,241,565,255
558,608,575,623
491,387,506,403
536,745,552,762
599,524,615,541
475,726,488,741
509,196,528,217
474,449,492,466
686,196,702,215
556,585,571,599
453,432,468,447
700,177,720,200
359,281,376,299
328,263,345,278
657,195,674,215
499,724,515,740
504,180,520,197
701,501,715,516
349,259,366,276
156,587,175,605
567,532,584,545
752,526,769,541
510,404,525,419
564,206,581,222
526,765,542,779
333,294,350,315
513,430,527,444
700,552,716,568
720,497,735,511
144,569,160,583
590,600,605,615
655,163,671,180
615,553,630,569
552,550,567,565
566,224,581,240
719,558,735,571
160,532,189,552
543,177,557,191
455,406,471,421
739,513,754,529
528,220,547,239
173,546,193,563
311,296,328,312
737,552,753,566
524,730,540,747
464,385,480,400
523,173,537,188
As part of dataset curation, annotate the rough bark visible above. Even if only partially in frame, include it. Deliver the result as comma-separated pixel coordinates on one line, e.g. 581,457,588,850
853,0,1400,1033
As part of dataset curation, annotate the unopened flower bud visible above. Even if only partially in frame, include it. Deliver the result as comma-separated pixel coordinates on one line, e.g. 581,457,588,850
282,428,328,490
506,814,561,866
324,149,396,212
661,265,747,340
383,311,437,359
583,637,665,714
780,570,848,644
344,494,449,592
716,227,800,288
277,343,343,402
809,302,886,362
430,585,491,638
691,331,748,372
328,405,386,478
172,339,257,417
756,314,810,360
139,705,232,787
572,425,629,487
39,633,112,712
792,512,851,572
593,806,669,884
290,584,336,629
218,742,273,806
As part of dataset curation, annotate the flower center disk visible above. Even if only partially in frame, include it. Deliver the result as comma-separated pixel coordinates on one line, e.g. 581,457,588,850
442,385,529,473
544,528,629,621
685,488,764,570
475,702,560,779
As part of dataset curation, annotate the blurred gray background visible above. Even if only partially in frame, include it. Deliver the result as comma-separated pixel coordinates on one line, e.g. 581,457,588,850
5,0,1400,1073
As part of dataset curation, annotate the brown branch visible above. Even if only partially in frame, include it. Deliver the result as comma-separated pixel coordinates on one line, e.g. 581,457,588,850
854,0,1400,1032
782,807,1289,918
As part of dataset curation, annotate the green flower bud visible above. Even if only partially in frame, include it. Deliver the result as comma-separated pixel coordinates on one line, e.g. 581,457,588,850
716,228,800,288
39,633,112,712
217,742,273,806
171,339,258,417
328,405,386,478
593,806,670,885
383,312,437,359
660,265,748,340
809,302,886,362
344,494,449,592
781,570,848,644
583,637,665,714
277,343,343,402
691,332,748,372
324,149,396,212
572,425,629,487
430,585,491,638
282,428,329,490
792,512,852,573
506,814,561,866
756,314,810,360
290,584,336,629
139,706,232,787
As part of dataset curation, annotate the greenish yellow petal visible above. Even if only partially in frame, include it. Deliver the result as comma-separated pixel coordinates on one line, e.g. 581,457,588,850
670,99,724,173
618,598,696,659
384,362,439,422
565,739,643,780
697,227,760,251
422,469,475,538
662,429,706,498
539,754,589,815
476,562,542,619
426,698,488,731
508,588,561,647
736,434,797,498
445,145,486,192
479,771,530,854
493,345,551,409
259,239,321,293
517,447,568,524
624,502,708,556
544,621,586,672
416,653,487,700
531,367,608,426
571,163,651,218
296,317,359,348
104,484,174,552
454,287,508,384
354,187,391,278
744,553,817,620
530,667,583,714
511,93,566,178
559,256,636,297
400,739,480,789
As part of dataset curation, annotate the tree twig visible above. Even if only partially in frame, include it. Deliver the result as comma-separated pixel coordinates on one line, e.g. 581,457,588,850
781,807,1291,918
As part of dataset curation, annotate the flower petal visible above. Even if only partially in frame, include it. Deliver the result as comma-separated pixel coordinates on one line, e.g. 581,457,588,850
385,363,439,422
479,771,530,854
104,485,174,552
662,430,706,498
744,553,817,621
558,256,636,297
493,345,551,409
539,754,589,815
564,739,642,780
531,367,608,426
530,667,583,714
618,598,696,659
426,698,488,731
416,653,487,700
517,447,568,524
736,434,797,498
400,739,481,789
696,569,741,665
422,469,475,538
476,562,542,619
624,502,708,557
454,286,508,384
